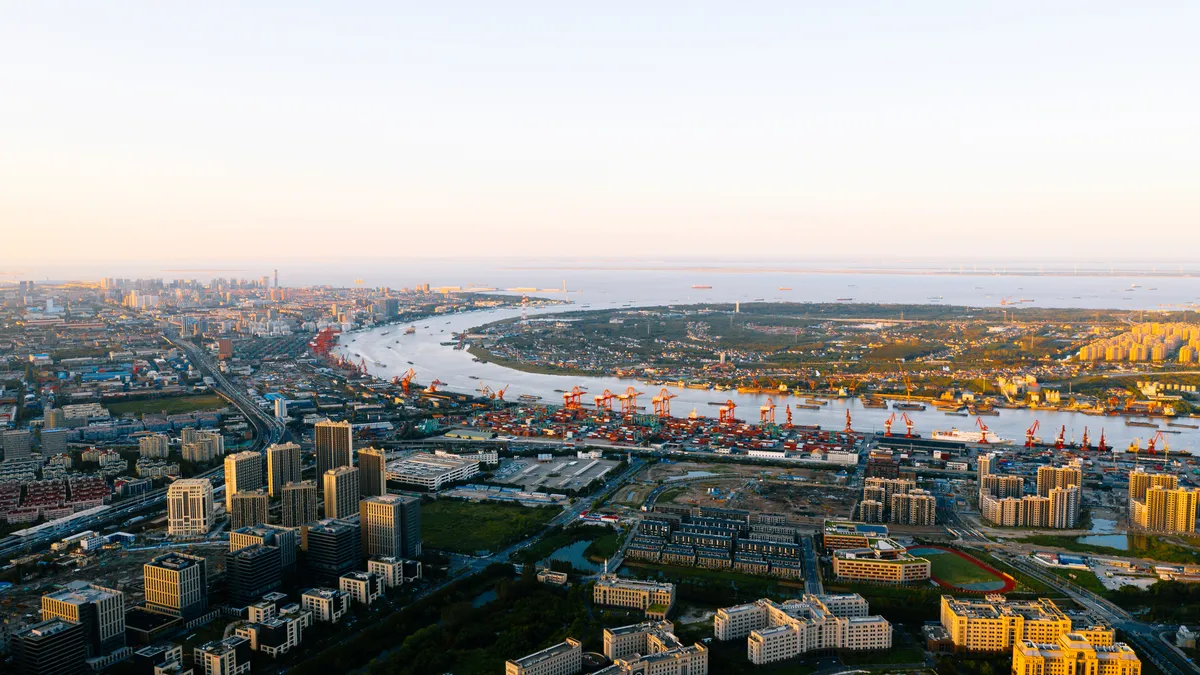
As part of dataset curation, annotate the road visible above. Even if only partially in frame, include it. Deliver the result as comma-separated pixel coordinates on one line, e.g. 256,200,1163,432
801,535,824,595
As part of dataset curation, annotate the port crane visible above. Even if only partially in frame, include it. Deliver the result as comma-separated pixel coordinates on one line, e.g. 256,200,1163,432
1097,428,1108,453
396,368,416,395
975,417,991,444
1147,430,1167,456
1025,421,1040,448
478,383,494,399
759,398,776,425
496,385,509,401
428,378,446,393
594,389,616,413
844,410,853,434
1055,425,1066,450
618,386,643,417
563,386,586,411
718,400,738,424
652,388,677,418
785,405,793,428
901,412,915,438
1081,427,1089,450
884,412,896,437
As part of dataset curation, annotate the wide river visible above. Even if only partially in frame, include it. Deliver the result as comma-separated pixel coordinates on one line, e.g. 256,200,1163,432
335,272,1200,452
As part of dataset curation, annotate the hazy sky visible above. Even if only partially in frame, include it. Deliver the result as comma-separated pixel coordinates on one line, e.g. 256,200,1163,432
3,2,1199,269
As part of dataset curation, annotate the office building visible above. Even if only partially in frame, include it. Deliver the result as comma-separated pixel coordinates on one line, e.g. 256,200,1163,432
357,446,387,497
229,489,268,529
505,638,582,675
939,595,1113,653
361,493,421,559
144,553,208,619
166,479,214,536
832,538,931,584
13,619,88,675
3,429,33,462
40,582,126,656
226,544,282,606
44,408,65,429
266,443,301,497
301,587,350,624
236,611,308,658
131,643,187,674
231,524,298,569
194,636,251,675
314,419,353,479
822,520,889,551
594,575,675,619
1133,485,1199,533
281,480,319,527
339,571,385,605
323,466,359,519
224,451,263,511
714,594,891,665
889,489,937,526
139,434,170,459
598,621,708,675
1012,632,1141,675
1037,462,1083,497
301,518,362,580
386,451,480,490
40,428,69,455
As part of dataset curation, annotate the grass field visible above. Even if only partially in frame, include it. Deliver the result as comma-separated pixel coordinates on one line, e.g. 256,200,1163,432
106,394,228,416
910,547,1010,591
422,499,559,554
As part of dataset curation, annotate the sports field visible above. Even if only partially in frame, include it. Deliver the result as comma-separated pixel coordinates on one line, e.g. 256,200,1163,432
908,546,1014,592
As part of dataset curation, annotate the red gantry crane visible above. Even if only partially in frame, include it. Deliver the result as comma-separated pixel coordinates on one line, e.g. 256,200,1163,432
785,404,793,428
652,388,677,418
1025,420,1040,448
975,417,991,445
901,412,915,438
619,386,644,417
1055,425,1066,450
719,400,738,424
884,412,896,437
398,368,416,395
594,389,616,413
844,410,853,434
760,398,776,425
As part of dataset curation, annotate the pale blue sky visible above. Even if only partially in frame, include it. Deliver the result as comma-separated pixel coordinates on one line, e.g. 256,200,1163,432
2,2,1198,267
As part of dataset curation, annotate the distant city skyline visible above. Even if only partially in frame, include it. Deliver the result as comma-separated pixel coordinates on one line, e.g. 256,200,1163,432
3,3,1199,265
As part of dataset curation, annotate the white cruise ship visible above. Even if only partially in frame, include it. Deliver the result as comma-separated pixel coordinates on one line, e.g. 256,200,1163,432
932,428,1012,445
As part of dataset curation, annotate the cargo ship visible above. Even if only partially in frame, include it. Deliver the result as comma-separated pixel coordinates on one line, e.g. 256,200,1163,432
893,401,927,411
932,428,1012,446
860,397,888,409
518,394,542,402
1126,420,1159,428
692,285,712,289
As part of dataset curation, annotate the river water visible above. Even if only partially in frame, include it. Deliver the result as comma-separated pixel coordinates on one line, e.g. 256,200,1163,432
336,283,1200,451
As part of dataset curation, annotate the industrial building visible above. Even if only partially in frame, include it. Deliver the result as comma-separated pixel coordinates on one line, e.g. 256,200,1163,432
386,451,480,490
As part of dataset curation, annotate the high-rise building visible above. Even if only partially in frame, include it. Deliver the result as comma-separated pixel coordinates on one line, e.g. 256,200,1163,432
281,480,319,527
981,474,1024,498
194,636,252,675
225,544,282,606
323,466,359,520
713,594,891,665
857,499,885,523
2,429,33,462
138,434,170,459
44,408,66,430
40,582,125,656
224,451,263,511
977,453,995,479
181,428,224,463
1049,486,1082,529
314,419,353,479
274,398,288,420
939,595,1113,653
266,443,302,497
1129,469,1178,503
229,490,269,529
301,518,362,581
1134,485,1199,533
144,553,208,619
231,524,298,570
360,494,421,559
1037,462,1083,497
13,619,87,675
889,490,937,526
166,478,214,536
357,447,387,497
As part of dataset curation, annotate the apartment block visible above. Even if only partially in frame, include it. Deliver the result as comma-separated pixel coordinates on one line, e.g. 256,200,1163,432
940,595,1113,653
714,594,891,665
1013,632,1141,675
594,575,676,619
505,638,582,675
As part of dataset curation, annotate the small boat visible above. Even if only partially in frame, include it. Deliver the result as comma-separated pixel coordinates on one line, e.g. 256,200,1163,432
707,401,725,406
518,394,542,402
469,375,479,380
779,287,792,291
836,297,854,301
553,389,567,393
405,327,416,335
1161,429,1183,434
795,404,821,410
406,360,413,364
381,331,390,336
692,285,713,289
945,412,969,417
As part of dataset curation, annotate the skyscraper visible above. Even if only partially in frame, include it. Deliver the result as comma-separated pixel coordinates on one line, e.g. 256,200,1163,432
323,466,359,520
2,429,33,462
40,582,125,657
224,451,263,511
361,494,421,559
301,518,362,581
229,490,269,529
266,442,302,498
1048,486,1082,529
314,419,353,479
1136,486,1199,533
1129,469,1178,503
166,478,214,536
231,524,298,570
144,553,208,619
358,447,387,497
1037,463,1083,497
977,453,994,479
281,480,319,527
225,544,282,606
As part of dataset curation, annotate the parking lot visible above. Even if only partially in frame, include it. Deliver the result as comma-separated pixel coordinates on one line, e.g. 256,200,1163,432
493,457,619,492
